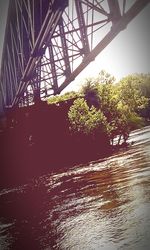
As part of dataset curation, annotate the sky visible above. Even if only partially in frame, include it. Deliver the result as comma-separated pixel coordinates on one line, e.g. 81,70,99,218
0,1,149,93
64,2,150,92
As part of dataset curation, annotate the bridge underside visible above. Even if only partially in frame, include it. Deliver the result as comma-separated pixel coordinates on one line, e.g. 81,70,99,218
0,0,149,108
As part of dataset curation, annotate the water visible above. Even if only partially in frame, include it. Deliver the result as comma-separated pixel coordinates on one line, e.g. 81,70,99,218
0,126,150,249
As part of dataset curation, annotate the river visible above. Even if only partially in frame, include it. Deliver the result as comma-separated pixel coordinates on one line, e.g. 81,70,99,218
0,126,150,249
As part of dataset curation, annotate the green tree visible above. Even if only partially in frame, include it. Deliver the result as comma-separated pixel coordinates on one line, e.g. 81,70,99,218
47,70,149,148
97,70,116,84
80,78,100,109
135,73,150,120
47,91,79,104
78,72,130,145
133,73,150,99
117,75,148,112
114,103,144,144
78,72,147,145
68,98,108,137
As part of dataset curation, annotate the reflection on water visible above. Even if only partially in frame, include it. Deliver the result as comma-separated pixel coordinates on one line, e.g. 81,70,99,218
0,126,150,249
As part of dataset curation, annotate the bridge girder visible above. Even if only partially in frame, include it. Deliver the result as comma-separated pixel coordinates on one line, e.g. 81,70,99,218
0,0,149,108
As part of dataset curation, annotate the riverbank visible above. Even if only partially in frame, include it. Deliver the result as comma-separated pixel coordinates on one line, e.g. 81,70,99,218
0,97,148,188
0,126,150,249
0,126,132,189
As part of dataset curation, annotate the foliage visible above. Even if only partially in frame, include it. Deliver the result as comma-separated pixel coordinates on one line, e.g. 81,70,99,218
47,91,79,104
68,98,108,136
97,83,118,120
113,104,144,143
134,73,150,99
97,70,116,84
80,78,100,109
117,75,148,112
47,70,149,147
68,71,148,145
132,74,150,120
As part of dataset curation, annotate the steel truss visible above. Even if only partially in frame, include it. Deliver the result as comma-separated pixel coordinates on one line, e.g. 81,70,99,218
0,0,149,107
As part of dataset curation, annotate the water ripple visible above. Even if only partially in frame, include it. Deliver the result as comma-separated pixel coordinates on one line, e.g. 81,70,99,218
0,126,150,249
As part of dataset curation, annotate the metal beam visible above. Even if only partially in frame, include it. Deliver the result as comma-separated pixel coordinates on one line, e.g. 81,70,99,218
58,17,71,81
12,0,68,105
0,0,149,108
58,0,150,92
75,0,90,56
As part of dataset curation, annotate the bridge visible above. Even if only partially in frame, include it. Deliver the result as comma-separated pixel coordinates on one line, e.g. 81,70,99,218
0,0,149,110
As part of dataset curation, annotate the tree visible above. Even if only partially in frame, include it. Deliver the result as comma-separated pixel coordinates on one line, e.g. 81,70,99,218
135,73,150,120
77,72,131,145
135,73,150,99
47,70,148,148
47,91,79,104
80,78,100,109
77,72,147,145
117,75,148,112
68,98,108,137
97,70,116,85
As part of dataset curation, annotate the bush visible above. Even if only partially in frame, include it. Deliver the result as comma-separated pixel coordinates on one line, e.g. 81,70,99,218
68,98,107,137
47,91,79,104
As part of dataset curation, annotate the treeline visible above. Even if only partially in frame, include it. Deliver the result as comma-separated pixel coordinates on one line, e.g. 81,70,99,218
47,71,150,146
0,71,149,185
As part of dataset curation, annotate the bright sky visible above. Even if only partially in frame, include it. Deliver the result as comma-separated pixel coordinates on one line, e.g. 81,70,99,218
0,1,149,93
64,3,150,92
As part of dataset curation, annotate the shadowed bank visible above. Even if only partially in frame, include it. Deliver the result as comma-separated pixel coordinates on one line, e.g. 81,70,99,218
0,126,149,249
0,99,111,187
